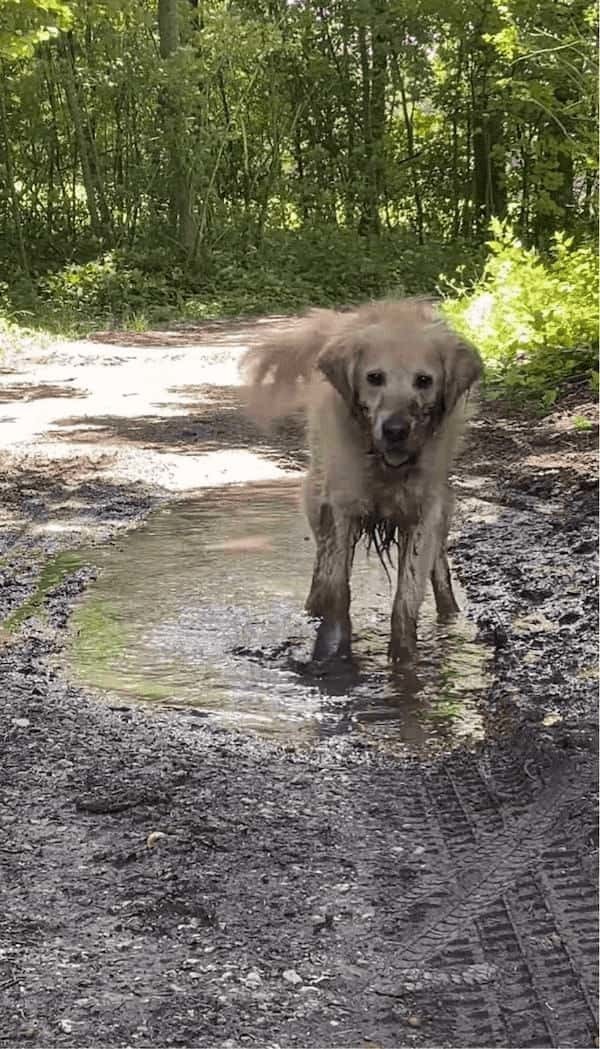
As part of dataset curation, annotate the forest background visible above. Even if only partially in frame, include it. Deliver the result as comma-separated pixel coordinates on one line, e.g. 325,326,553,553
0,0,597,403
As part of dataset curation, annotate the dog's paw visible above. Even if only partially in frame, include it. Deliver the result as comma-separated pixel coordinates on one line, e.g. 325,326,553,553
312,618,352,664
387,635,417,664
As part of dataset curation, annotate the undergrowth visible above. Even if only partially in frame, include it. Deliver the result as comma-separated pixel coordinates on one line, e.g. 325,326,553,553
441,221,598,407
1,222,597,407
0,229,482,334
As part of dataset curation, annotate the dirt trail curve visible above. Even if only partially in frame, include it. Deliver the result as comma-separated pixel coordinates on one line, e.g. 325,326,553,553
0,319,597,1049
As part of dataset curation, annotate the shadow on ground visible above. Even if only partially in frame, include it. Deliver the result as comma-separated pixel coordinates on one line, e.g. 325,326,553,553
0,383,84,403
48,385,308,471
86,316,294,349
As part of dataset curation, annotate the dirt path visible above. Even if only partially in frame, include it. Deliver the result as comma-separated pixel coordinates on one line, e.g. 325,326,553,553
0,321,597,1048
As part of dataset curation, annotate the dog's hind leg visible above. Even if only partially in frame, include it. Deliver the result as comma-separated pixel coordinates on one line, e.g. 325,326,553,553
305,503,356,662
431,544,460,618
430,488,460,618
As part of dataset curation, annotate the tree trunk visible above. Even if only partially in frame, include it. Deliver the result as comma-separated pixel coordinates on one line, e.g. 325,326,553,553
393,56,424,244
158,0,178,59
369,0,387,233
43,49,74,244
0,67,29,277
60,33,110,241
451,43,463,237
292,111,308,224
470,52,506,232
357,7,387,236
517,126,530,236
486,111,506,217
157,0,196,252
357,24,375,233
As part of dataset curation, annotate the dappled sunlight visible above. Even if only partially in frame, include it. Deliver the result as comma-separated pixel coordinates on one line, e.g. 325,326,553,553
0,324,306,492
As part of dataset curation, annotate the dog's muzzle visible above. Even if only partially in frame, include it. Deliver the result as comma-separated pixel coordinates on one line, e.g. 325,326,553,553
378,413,415,468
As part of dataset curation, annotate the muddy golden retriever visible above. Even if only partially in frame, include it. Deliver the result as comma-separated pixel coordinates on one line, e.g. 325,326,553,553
241,299,482,663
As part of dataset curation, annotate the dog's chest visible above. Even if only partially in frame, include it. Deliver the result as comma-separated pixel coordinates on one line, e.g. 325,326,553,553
371,473,426,527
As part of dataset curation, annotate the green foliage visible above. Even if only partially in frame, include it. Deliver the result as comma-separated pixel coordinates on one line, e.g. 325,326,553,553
7,232,483,331
2,551,83,633
0,0,596,272
0,0,596,415
38,255,178,318
442,220,599,404
0,0,72,59
572,414,593,432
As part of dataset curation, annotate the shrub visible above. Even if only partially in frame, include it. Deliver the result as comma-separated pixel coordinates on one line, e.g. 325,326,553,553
9,231,483,333
441,221,599,406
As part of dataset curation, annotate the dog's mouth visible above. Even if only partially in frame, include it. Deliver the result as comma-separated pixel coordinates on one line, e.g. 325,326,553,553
380,450,418,470
369,429,421,470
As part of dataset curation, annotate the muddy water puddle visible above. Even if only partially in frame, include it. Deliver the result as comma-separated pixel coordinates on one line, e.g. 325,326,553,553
67,481,493,749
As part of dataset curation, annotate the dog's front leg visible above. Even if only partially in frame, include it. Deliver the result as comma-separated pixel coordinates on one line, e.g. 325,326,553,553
389,511,439,663
305,503,356,662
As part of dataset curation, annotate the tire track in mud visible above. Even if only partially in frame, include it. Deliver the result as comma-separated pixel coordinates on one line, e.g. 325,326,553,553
391,756,598,1048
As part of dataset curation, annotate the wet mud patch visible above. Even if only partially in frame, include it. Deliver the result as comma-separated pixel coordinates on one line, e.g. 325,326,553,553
66,481,493,750
451,474,598,738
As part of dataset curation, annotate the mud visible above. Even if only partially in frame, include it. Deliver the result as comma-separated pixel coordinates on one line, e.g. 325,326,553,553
0,321,597,1048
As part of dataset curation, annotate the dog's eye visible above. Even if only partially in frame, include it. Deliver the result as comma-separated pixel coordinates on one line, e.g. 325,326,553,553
366,370,386,387
414,373,433,389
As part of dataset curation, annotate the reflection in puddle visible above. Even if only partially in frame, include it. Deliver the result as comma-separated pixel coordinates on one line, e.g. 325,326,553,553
68,481,492,750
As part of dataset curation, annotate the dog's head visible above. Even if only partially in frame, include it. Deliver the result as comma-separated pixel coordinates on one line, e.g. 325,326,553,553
316,300,482,469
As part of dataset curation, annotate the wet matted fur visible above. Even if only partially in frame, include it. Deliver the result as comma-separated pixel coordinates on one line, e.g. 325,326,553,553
241,299,482,662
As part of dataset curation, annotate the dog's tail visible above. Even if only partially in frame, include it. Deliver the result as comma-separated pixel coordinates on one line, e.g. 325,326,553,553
240,309,341,424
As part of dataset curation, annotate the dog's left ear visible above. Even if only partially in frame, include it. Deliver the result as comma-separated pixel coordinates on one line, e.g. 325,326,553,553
437,326,483,414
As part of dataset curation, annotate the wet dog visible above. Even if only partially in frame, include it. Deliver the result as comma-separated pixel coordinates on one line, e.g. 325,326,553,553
241,299,482,663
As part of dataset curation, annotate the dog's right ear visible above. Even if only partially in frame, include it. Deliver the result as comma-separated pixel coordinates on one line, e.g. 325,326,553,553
317,335,359,405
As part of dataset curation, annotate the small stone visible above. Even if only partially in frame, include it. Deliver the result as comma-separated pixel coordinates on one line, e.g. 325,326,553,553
282,969,302,986
522,651,540,664
12,718,30,728
513,611,557,636
146,831,167,849
58,1019,73,1034
407,1014,421,1028
313,912,334,933
243,970,262,988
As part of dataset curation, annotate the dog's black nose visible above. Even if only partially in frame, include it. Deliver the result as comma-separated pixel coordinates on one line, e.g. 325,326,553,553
382,416,411,444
